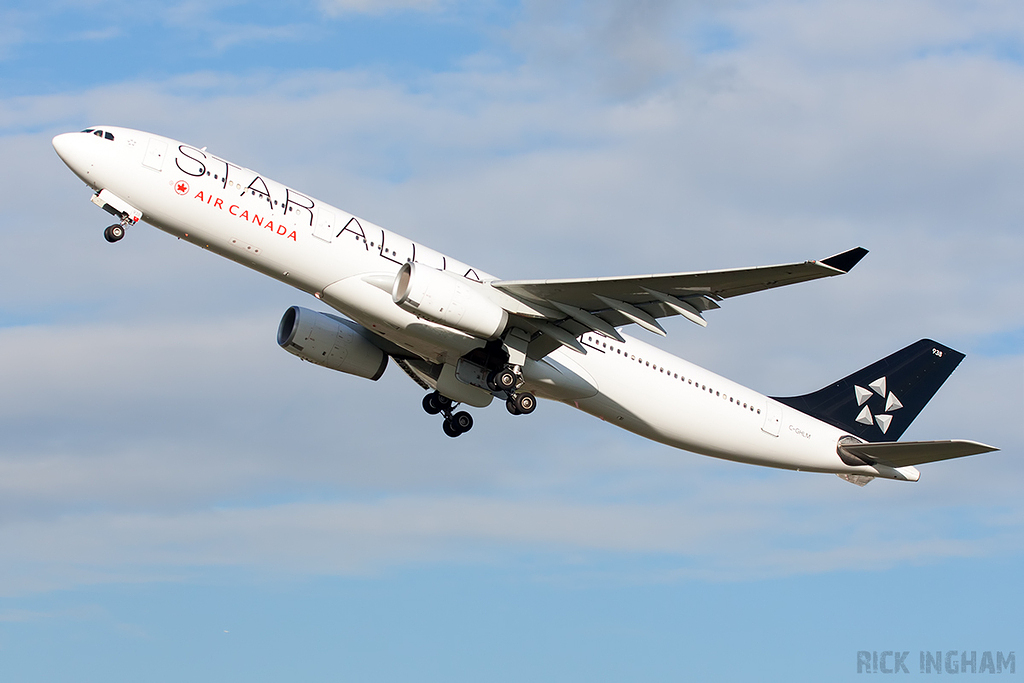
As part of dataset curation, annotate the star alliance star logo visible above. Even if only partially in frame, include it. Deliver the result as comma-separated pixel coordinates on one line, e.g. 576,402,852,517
854,376,903,434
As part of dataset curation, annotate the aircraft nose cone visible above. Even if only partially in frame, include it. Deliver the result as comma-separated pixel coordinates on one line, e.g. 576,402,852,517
52,132,75,162
52,132,93,181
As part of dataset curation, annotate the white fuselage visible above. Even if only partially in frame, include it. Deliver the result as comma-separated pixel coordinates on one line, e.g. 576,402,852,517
53,127,919,482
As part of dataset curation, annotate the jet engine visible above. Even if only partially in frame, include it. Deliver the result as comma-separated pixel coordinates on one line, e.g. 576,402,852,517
392,261,508,340
277,306,388,380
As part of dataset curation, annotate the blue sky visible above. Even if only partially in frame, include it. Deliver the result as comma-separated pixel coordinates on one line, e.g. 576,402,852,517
2,1,1023,681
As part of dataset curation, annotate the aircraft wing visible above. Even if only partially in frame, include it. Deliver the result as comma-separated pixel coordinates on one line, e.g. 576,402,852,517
491,247,868,357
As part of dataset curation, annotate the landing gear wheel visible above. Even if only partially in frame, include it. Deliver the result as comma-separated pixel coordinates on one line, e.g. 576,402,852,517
428,392,471,436
442,419,462,438
488,368,517,392
104,224,125,243
514,392,537,415
506,398,521,416
451,411,473,434
422,392,443,415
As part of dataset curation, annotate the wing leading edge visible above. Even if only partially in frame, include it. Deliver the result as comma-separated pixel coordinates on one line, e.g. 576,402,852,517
491,247,868,358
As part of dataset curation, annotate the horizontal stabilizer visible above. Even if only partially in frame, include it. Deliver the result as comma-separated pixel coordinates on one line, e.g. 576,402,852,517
838,440,998,468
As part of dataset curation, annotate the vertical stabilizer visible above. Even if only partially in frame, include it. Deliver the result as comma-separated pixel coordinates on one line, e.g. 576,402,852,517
772,340,964,442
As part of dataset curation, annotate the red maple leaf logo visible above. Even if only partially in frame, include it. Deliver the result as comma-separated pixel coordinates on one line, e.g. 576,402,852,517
175,181,189,195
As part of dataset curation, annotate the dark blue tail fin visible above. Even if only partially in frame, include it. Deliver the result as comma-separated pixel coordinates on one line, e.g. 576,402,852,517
772,340,964,442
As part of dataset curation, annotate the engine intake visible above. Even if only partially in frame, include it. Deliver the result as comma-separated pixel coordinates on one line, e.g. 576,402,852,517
392,261,508,340
277,306,388,380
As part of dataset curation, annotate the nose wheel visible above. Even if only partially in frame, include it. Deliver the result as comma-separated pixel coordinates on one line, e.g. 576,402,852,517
422,391,474,437
103,223,126,243
103,213,134,243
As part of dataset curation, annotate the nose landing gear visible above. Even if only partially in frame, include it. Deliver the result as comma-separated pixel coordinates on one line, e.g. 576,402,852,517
422,391,474,438
91,189,141,243
103,223,127,243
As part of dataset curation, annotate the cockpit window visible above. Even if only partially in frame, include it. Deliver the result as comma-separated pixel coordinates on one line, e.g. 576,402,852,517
81,129,114,141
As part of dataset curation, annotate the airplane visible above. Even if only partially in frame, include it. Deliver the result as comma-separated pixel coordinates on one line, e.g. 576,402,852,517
52,126,997,485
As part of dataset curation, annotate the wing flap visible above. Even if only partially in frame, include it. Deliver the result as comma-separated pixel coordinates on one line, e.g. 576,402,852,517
838,440,999,468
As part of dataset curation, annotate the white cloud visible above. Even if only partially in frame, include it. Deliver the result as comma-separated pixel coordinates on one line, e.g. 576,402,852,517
0,477,1019,595
729,0,1024,65
317,0,444,17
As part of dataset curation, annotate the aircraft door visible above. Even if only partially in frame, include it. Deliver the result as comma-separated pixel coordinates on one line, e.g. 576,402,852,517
142,139,168,171
761,400,782,436
313,208,336,242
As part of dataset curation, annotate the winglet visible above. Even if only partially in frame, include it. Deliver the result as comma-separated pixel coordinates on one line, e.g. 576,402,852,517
821,247,869,273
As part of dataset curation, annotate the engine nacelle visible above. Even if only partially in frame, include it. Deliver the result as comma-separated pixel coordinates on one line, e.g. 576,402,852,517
392,262,508,340
277,306,388,380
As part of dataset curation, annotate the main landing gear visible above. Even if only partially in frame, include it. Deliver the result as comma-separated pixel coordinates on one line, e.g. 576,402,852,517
422,391,474,438
505,391,537,416
486,366,537,417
